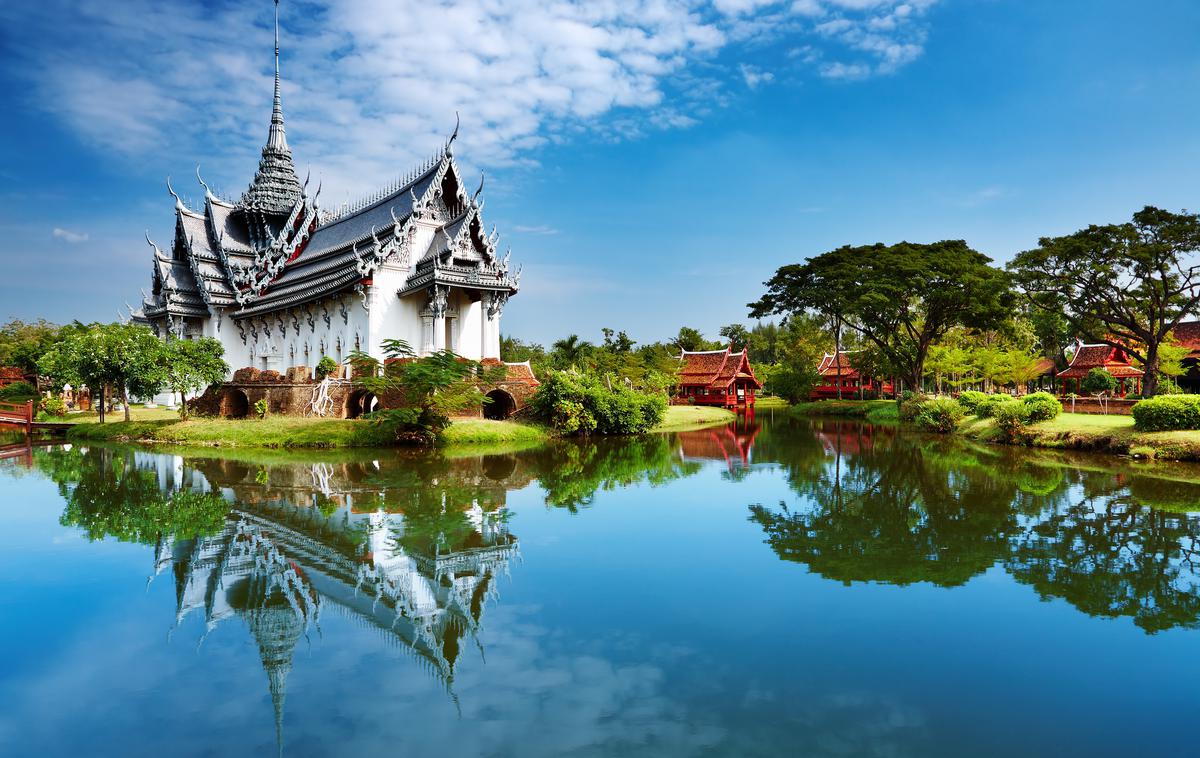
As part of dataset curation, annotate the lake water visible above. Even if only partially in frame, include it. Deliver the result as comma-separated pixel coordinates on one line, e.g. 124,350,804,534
2,410,1200,757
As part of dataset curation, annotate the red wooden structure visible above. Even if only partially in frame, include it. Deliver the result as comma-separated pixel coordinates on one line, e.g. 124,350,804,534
1056,343,1143,396
811,350,894,400
0,400,34,436
676,348,762,407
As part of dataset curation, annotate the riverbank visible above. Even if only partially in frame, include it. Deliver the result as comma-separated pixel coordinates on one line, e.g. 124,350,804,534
793,399,1200,461
58,401,741,449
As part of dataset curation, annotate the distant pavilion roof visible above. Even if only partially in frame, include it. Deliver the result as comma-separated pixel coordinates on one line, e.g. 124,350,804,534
678,347,762,390
1057,343,1142,379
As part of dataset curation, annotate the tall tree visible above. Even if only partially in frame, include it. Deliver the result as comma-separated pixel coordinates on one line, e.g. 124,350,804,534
670,326,712,353
1010,206,1200,397
163,338,229,418
750,241,1014,390
718,324,751,350
38,323,167,422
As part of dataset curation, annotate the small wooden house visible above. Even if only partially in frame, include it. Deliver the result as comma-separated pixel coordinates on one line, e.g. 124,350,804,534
676,348,761,407
1057,343,1142,396
811,350,893,400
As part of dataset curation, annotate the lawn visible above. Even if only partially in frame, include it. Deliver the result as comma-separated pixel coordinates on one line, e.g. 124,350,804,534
959,411,1200,461
653,405,736,433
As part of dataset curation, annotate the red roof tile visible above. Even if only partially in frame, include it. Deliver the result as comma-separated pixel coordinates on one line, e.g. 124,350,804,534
679,348,761,390
1057,344,1143,379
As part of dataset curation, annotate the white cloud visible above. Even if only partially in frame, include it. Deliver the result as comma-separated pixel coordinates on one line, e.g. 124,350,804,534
513,224,560,235
52,227,88,243
0,1,940,201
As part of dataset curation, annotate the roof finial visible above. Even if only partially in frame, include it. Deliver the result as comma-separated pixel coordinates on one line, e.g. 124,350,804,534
166,177,184,211
473,172,485,203
196,164,215,201
446,111,460,155
267,0,288,151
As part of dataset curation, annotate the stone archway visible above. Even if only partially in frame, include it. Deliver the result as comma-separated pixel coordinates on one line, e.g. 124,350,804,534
483,389,516,420
220,389,250,419
346,390,379,419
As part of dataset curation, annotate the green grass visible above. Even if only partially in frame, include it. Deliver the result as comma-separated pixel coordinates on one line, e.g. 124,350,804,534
754,396,790,410
955,411,1200,462
653,405,736,433
57,406,181,424
791,399,894,418
438,418,548,447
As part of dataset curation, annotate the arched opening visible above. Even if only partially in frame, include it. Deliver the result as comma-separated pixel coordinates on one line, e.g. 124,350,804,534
346,391,379,419
220,389,249,419
483,389,516,420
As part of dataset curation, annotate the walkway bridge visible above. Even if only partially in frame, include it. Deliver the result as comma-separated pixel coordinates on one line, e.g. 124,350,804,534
0,400,73,438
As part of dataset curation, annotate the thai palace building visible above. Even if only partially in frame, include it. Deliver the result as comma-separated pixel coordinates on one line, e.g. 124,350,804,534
675,347,761,407
811,350,894,400
130,2,520,384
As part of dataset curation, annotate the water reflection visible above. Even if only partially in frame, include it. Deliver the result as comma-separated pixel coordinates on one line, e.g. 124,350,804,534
749,418,1200,632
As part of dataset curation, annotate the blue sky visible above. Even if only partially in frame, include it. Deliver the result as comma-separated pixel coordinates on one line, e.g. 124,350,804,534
1,0,1198,347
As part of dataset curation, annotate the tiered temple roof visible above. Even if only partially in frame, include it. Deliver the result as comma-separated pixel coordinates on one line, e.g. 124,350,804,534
132,4,518,330
678,347,761,390
816,350,862,379
1057,343,1142,379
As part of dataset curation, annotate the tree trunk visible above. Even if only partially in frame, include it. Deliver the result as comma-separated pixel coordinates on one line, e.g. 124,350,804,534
1142,344,1160,397
179,388,188,419
834,317,843,401
123,387,131,422
98,386,105,424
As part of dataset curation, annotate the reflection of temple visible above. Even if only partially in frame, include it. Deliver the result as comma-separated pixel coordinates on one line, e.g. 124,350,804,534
676,412,760,471
144,456,519,751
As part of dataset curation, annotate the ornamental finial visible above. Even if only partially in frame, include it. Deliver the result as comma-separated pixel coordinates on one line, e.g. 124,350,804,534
473,172,485,203
196,164,215,201
166,177,184,210
446,111,460,154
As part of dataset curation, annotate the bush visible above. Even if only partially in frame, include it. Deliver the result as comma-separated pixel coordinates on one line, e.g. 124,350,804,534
994,402,1033,442
958,390,989,413
0,381,37,401
1021,391,1062,422
899,398,924,422
1132,395,1200,431
975,393,1017,418
1156,377,1184,395
315,356,338,380
1081,367,1117,396
39,396,67,417
254,399,269,420
915,398,964,433
530,372,667,435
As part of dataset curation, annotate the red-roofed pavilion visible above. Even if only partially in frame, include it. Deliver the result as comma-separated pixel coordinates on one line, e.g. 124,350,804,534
676,348,761,407
811,350,894,400
1057,343,1142,396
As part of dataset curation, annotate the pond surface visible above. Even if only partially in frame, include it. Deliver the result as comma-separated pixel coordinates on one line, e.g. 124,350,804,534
2,411,1200,757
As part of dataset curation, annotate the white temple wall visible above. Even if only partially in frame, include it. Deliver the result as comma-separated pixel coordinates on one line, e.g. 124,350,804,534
369,265,426,358
456,295,483,359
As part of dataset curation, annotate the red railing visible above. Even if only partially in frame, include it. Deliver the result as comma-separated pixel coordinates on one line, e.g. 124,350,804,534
0,400,33,435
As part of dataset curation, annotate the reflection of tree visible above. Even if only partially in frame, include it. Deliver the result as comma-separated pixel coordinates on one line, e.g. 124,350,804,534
526,435,702,512
749,434,1019,586
37,447,228,543
1007,497,1200,633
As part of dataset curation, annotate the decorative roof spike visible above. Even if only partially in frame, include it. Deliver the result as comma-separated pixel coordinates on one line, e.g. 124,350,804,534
446,111,460,156
167,177,184,211
196,165,215,201
473,172,485,203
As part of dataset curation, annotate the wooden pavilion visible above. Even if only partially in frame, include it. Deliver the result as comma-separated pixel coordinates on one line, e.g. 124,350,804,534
676,347,761,407
1056,343,1143,396
811,350,894,400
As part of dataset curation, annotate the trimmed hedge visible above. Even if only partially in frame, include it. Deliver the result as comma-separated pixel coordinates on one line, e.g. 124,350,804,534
957,390,989,413
975,393,1017,418
1021,391,1062,422
994,402,1032,442
915,398,965,433
0,381,37,401
1132,395,1200,432
530,372,667,435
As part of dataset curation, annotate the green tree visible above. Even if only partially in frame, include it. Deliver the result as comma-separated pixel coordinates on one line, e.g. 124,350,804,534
1010,206,1200,397
751,241,1014,391
38,323,167,422
550,334,594,369
719,324,751,350
163,338,228,418
670,326,715,353
0,319,62,385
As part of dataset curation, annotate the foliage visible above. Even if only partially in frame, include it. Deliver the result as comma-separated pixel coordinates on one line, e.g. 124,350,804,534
1156,377,1184,395
975,393,1017,418
670,326,721,353
915,398,965,433
38,322,168,422
751,240,1015,388
254,399,269,419
993,402,1033,442
164,338,228,418
39,396,67,417
958,390,989,413
719,323,750,349
0,380,37,401
316,355,338,379
529,371,667,435
1081,367,1118,396
899,398,924,422
349,339,500,443
1010,206,1200,396
1132,396,1200,432
0,318,62,376
1021,391,1062,422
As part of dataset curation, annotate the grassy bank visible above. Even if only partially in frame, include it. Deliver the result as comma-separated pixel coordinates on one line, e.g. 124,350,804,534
66,413,548,450
653,405,736,433
958,412,1200,461
791,399,898,424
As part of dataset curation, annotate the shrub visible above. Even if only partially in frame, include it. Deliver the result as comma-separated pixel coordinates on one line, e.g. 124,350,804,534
958,390,989,413
915,398,964,433
0,381,37,401
530,372,666,435
1132,395,1200,431
1155,377,1184,395
315,356,338,380
975,393,1017,418
1081,368,1117,396
254,399,269,420
1021,391,1062,422
994,402,1033,442
899,398,924,422
39,396,67,417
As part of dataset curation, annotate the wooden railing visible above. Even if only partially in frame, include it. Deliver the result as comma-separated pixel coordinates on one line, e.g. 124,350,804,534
0,400,33,435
